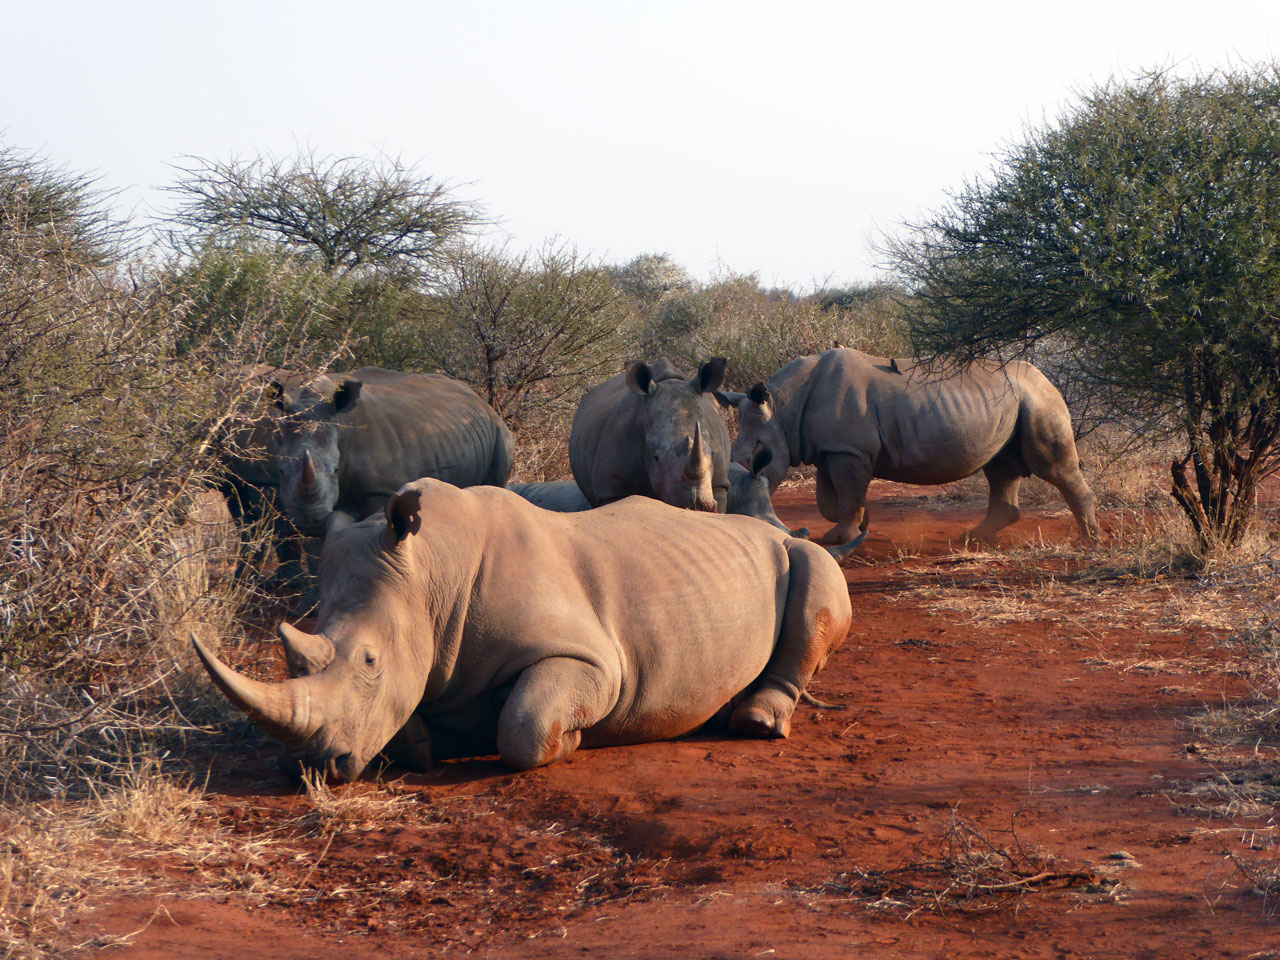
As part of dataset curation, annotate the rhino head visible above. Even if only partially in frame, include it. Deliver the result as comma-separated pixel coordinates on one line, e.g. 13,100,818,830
274,374,363,531
627,358,726,512
193,488,433,781
721,382,790,493
727,443,809,539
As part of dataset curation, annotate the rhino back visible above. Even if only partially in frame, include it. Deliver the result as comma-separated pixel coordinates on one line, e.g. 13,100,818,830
794,349,1028,484
507,481,592,512
337,370,506,507
569,373,651,505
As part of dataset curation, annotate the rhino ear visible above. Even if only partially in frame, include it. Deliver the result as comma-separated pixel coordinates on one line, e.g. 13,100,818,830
750,441,773,477
332,377,362,415
385,486,422,546
270,379,291,412
748,382,772,407
690,358,727,395
713,390,746,410
626,362,656,396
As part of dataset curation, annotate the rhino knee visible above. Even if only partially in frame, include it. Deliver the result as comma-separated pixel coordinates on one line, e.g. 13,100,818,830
498,715,582,770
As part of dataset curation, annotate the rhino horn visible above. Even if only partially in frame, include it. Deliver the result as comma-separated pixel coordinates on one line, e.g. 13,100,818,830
279,622,335,676
684,422,710,481
825,529,868,563
300,449,318,496
191,636,321,746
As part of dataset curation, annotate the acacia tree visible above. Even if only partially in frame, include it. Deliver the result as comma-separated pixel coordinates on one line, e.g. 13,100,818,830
888,65,1280,550
428,242,625,424
166,151,483,276
0,144,125,265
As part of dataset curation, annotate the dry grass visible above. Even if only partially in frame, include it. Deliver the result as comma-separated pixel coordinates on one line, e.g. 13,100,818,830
887,500,1279,635
0,762,436,957
297,772,418,835
808,811,1108,919
0,758,285,959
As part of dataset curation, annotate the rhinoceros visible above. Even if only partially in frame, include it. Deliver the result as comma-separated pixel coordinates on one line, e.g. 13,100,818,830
728,443,810,540
721,348,1098,545
512,462,865,562
569,358,731,513
274,367,514,534
192,479,853,780
210,365,310,582
506,480,592,512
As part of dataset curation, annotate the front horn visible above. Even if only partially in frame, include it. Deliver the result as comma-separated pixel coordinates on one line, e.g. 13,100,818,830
191,636,322,746
684,422,710,480
300,449,318,495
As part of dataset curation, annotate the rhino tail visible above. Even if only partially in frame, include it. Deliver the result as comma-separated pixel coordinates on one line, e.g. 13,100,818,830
825,529,868,563
799,689,843,710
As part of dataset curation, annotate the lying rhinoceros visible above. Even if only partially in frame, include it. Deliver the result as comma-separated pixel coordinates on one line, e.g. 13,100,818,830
274,367,514,534
506,480,592,512
570,358,730,512
720,348,1098,545
192,479,853,780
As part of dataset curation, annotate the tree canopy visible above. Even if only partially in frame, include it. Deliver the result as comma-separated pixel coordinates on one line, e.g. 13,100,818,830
166,152,484,276
888,65,1280,549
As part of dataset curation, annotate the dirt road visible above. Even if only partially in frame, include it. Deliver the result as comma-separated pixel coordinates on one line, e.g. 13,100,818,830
88,484,1278,959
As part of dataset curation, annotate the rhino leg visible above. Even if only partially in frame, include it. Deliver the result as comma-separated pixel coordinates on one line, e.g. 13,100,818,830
496,657,614,770
968,458,1023,545
1019,412,1100,542
816,453,872,545
730,542,852,739
1035,464,1099,541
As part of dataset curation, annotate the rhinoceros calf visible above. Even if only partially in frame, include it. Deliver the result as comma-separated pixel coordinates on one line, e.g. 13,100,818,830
193,479,853,780
274,367,514,534
506,480,592,512
722,348,1098,545
570,358,731,513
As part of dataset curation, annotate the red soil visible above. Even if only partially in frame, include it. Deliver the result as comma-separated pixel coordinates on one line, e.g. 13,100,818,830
85,484,1277,958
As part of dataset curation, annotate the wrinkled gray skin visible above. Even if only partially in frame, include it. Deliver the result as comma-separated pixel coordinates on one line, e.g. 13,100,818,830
723,348,1099,545
726,450,866,563
192,479,854,781
509,449,866,561
275,367,514,535
727,443,810,539
507,481,592,512
570,358,730,513
213,365,311,583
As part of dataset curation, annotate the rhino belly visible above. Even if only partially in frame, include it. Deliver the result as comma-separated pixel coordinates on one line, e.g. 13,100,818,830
871,397,1018,484
584,627,779,748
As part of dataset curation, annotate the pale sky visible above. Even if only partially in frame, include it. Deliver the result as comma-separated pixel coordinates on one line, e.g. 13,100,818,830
4,1,1276,289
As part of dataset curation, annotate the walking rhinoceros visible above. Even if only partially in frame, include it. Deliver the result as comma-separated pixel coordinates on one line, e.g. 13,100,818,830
274,367,514,534
569,358,730,512
192,479,853,780
720,348,1098,545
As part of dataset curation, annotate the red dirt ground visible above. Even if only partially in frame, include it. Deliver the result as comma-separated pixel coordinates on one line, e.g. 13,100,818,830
83,484,1279,959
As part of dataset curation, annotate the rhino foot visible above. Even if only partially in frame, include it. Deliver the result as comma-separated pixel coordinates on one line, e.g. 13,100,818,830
730,688,795,739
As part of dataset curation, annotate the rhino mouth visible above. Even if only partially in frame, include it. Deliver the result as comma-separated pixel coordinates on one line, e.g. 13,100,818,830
280,746,364,783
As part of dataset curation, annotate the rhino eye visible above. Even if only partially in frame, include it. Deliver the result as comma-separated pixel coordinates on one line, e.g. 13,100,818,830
364,652,377,668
